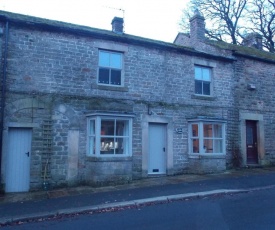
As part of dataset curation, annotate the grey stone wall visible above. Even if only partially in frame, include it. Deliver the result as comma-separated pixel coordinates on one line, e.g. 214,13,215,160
187,155,226,174
234,57,275,165
1,21,237,190
5,26,234,106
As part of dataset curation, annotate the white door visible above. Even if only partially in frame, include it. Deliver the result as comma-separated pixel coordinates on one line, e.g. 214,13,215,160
148,123,167,174
5,128,32,192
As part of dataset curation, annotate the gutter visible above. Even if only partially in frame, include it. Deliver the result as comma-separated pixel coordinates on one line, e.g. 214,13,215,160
0,21,8,185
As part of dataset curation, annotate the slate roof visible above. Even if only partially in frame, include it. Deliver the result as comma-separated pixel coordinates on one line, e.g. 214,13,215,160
206,40,275,63
0,10,234,62
0,10,274,63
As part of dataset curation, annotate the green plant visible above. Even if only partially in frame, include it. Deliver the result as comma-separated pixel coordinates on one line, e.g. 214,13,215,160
42,158,50,190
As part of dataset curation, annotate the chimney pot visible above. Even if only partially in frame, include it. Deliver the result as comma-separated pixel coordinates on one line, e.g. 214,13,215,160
111,17,124,34
242,33,263,50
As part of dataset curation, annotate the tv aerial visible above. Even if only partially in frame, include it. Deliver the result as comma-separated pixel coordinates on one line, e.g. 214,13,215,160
103,6,125,31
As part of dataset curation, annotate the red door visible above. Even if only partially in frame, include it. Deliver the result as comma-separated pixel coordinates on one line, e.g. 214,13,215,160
246,121,258,164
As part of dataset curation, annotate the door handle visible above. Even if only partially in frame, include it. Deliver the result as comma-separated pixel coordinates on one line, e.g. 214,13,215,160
163,147,165,152
25,152,29,157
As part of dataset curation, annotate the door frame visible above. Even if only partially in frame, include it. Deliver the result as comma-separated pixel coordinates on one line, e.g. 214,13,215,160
5,127,32,192
2,122,37,192
141,115,173,177
148,123,167,175
246,120,258,164
240,113,265,166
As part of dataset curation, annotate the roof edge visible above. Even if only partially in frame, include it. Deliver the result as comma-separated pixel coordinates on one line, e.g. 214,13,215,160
0,10,234,62
233,51,275,64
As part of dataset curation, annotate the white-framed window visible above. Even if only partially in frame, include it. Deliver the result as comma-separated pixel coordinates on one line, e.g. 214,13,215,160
195,65,212,96
98,50,123,86
189,120,225,155
87,115,132,156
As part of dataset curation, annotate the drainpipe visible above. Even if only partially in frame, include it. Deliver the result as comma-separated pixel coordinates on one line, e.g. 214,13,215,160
0,21,9,185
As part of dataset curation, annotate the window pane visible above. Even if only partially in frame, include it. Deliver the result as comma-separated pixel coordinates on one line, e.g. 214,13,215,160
213,140,223,153
192,124,198,137
203,82,210,95
246,127,253,145
202,68,210,81
195,67,202,80
89,137,95,155
110,53,121,68
192,139,199,153
99,51,110,67
116,120,128,136
88,116,132,156
89,120,95,135
195,80,202,94
203,139,213,153
110,70,121,85
213,124,222,138
100,137,115,154
189,122,224,155
101,120,115,136
98,68,110,84
203,124,212,137
115,137,127,154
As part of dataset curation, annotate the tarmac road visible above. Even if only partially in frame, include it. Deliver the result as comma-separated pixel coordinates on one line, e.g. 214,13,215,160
2,186,275,230
1,167,275,227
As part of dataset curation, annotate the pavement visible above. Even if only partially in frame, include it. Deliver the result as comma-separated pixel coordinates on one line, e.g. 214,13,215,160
1,166,275,226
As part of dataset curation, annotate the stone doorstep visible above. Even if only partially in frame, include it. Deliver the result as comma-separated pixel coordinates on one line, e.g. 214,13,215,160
0,191,48,204
47,190,69,199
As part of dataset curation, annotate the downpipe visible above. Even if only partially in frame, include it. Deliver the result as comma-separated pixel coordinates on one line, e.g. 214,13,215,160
0,21,9,187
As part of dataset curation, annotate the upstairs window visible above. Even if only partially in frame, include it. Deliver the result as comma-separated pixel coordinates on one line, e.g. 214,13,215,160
189,120,225,155
195,66,211,96
98,50,123,86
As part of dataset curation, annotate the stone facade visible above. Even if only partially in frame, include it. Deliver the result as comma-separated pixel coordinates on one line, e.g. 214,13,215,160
0,11,275,192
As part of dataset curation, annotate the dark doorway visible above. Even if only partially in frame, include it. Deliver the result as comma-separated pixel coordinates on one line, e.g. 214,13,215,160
246,120,258,164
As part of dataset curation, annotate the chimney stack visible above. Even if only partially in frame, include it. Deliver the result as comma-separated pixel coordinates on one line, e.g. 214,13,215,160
189,9,205,41
242,33,263,50
111,17,124,34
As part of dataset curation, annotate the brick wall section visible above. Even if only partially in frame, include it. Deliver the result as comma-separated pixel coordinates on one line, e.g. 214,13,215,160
6,26,234,106
234,57,275,163
234,57,275,111
0,27,4,122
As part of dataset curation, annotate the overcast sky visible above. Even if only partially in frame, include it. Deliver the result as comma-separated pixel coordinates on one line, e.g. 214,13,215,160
0,0,189,43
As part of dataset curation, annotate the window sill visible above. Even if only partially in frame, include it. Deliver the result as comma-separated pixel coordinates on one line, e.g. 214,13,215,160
189,153,225,159
191,94,216,101
86,155,132,162
93,84,129,92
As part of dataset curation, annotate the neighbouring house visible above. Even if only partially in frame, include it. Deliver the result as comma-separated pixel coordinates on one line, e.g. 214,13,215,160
0,10,274,193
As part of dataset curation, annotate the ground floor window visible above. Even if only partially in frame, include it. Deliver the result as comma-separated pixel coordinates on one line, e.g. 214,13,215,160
87,114,132,156
189,119,226,155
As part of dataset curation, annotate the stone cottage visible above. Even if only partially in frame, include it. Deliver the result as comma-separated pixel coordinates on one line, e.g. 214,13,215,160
0,10,274,193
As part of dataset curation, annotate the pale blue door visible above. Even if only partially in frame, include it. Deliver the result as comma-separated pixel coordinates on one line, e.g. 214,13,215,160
5,128,32,192
148,123,167,174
